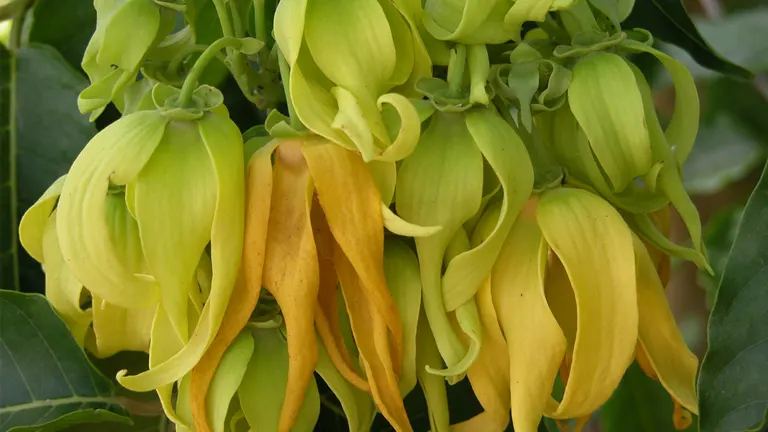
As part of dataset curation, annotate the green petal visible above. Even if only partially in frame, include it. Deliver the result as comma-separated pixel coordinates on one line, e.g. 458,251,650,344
57,111,166,309
133,120,217,342
331,86,379,162
304,0,396,97
621,40,699,166
568,52,652,192
273,0,308,65
207,331,255,432
374,93,421,162
41,210,92,346
19,175,66,262
315,333,377,432
382,204,443,237
504,0,573,40
379,0,415,88
442,108,533,311
396,112,483,377
98,0,160,71
467,44,490,106
89,295,154,358
415,311,450,432
149,304,186,426
423,0,514,43
384,237,422,395
117,112,245,392
239,328,320,432
369,160,396,205
538,188,637,419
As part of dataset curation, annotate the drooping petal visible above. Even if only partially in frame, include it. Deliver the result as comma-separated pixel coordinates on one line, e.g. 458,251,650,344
190,141,275,432
117,112,245,392
492,199,565,432
504,0,573,40
57,111,167,309
415,311,450,432
41,211,92,346
133,120,217,342
260,141,319,431
568,52,652,192
312,198,370,391
205,331,255,432
442,108,533,311
374,93,421,162
148,304,186,426
98,0,160,71
384,237,422,395
315,336,377,432
19,176,66,263
336,247,411,432
273,0,308,65
396,112,483,376
538,188,637,419
238,328,320,432
302,140,403,366
633,235,699,415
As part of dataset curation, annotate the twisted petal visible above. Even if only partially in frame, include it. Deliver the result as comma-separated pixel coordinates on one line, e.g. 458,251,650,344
205,331,255,432
633,236,699,415
19,175,66,262
238,328,320,432
58,111,166,309
190,141,276,432
492,200,564,432
538,188,637,419
415,312,450,432
442,108,534,311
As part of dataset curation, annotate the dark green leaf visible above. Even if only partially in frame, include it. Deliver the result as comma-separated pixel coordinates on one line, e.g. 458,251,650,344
0,43,17,291
27,0,96,72
8,410,130,432
15,44,96,293
0,0,27,22
0,291,131,431
697,205,744,308
601,362,695,432
624,0,753,79
698,161,768,432
61,414,166,432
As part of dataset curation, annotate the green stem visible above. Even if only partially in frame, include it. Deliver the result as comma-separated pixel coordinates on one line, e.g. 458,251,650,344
277,48,301,130
228,0,245,38
253,0,267,42
560,0,599,39
177,37,245,107
447,44,467,95
212,0,234,38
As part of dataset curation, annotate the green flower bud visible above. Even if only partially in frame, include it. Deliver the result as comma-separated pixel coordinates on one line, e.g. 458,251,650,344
57,84,245,394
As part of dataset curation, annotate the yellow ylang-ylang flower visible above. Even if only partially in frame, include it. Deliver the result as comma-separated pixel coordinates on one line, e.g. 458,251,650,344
188,137,422,432
396,106,533,380
31,82,245,422
443,188,699,432
273,0,431,163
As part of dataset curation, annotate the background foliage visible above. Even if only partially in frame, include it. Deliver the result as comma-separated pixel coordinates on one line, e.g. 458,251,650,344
0,0,767,431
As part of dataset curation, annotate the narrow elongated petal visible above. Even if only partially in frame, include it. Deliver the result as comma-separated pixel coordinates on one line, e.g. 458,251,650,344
492,200,564,432
633,236,698,414
415,311,450,432
117,113,245,392
238,328,320,432
58,111,167,309
206,332,254,432
98,0,160,70
133,121,217,342
331,86,379,162
442,108,533,311
261,141,319,431
190,141,275,432
42,211,91,345
19,176,66,262
396,112,483,375
312,200,369,391
336,249,412,432
374,94,421,162
538,188,637,419
149,305,186,426
383,237,422,395
315,336,377,432
303,140,403,365
273,0,307,65
504,0,573,40
568,52,652,192
423,0,514,43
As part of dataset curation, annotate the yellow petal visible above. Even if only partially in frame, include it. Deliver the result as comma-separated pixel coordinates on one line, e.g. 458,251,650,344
303,140,403,366
633,235,699,415
538,188,637,419
20,175,66,263
190,141,275,432
492,200,565,432
262,140,319,431
336,247,412,432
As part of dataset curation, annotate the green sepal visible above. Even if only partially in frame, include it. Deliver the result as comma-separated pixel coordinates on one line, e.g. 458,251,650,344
553,31,626,58
207,332,255,432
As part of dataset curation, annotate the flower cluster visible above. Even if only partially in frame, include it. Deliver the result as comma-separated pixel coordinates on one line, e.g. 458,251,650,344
20,0,707,431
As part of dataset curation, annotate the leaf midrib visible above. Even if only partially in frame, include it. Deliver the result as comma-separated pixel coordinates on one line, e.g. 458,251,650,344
0,395,122,414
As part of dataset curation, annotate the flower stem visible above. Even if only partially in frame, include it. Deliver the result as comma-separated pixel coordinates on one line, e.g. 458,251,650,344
447,44,467,95
177,37,244,107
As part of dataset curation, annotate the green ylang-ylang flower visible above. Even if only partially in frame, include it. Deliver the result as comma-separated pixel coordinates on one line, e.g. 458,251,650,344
40,82,244,420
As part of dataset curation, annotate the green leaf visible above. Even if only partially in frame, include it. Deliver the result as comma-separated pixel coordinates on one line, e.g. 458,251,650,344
9,409,131,432
624,0,753,79
15,44,96,292
28,0,97,72
697,205,744,308
0,291,131,431
601,362,696,432
0,43,16,291
698,161,768,432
